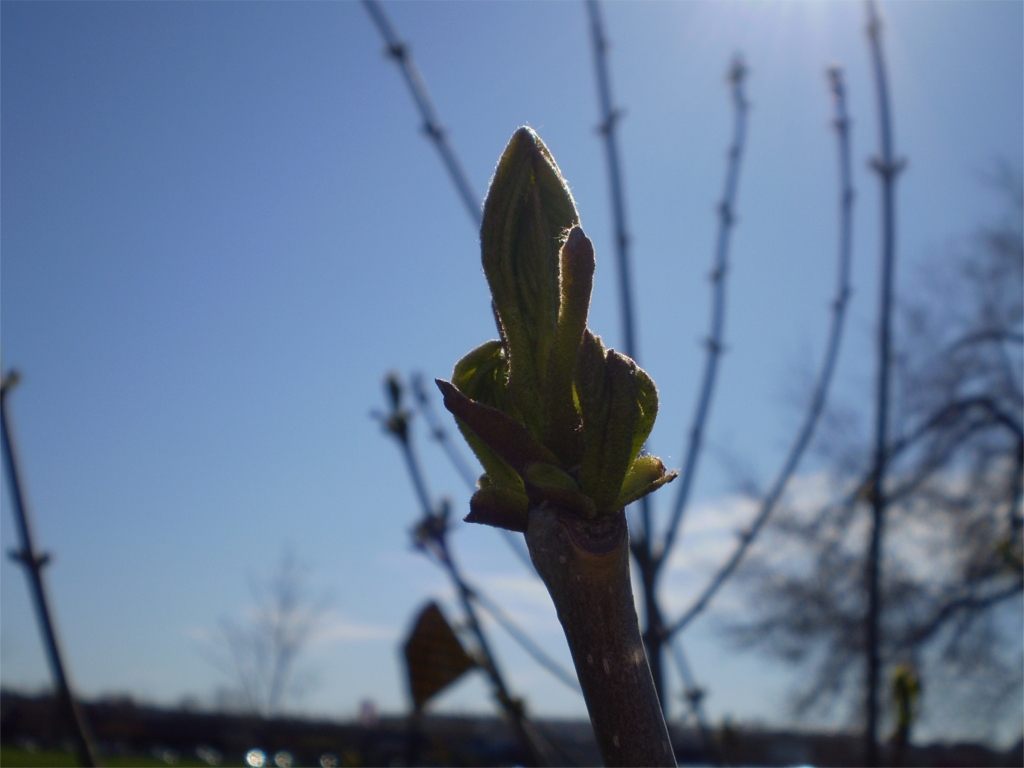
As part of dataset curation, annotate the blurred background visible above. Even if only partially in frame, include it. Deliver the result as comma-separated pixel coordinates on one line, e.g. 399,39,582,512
1,1,1021,764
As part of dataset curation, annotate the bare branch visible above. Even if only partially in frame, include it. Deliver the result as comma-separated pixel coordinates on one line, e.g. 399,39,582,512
903,579,1023,648
470,588,582,695
376,375,556,765
585,0,638,363
664,64,855,640
864,0,906,758
362,0,481,227
1,372,99,767
661,55,750,562
668,638,721,764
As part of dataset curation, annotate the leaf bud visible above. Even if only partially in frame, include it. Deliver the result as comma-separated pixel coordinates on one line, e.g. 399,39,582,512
481,127,580,438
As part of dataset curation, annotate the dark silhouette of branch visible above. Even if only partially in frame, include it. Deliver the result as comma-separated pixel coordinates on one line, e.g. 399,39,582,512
1,370,98,768
425,524,556,767
668,638,721,765
396,375,580,695
585,1,662,580
585,0,638,364
864,0,906,761
409,373,536,572
664,64,855,639
949,329,1024,353
728,167,1022,728
470,588,582,695
361,0,481,227
374,375,555,766
903,579,1023,649
361,2,540,578
661,55,749,564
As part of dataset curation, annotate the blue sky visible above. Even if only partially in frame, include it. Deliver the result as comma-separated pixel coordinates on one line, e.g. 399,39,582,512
2,0,1021,744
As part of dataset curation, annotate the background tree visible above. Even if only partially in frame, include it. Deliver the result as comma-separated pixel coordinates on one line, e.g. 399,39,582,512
730,169,1023,749
211,550,328,717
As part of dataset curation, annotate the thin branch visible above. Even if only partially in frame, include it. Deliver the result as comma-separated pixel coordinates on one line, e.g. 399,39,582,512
362,0,481,227
664,64,855,639
903,579,1023,648
864,0,906,761
889,395,1024,462
405,379,571,688
585,0,658,554
661,56,750,563
585,0,638,363
361,1,532,575
375,382,551,766
1,370,98,768
410,373,536,573
470,588,583,695
668,638,721,765
432,535,556,766
949,328,1024,353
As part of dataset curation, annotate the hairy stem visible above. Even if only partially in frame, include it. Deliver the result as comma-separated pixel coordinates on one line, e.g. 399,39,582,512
526,505,675,767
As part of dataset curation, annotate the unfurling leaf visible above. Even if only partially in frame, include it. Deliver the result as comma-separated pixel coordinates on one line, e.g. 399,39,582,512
481,127,580,438
450,341,522,489
544,226,594,466
631,367,658,466
436,378,558,475
452,340,515,414
466,486,530,532
576,333,643,513
440,127,676,531
523,463,595,518
523,462,580,491
614,456,678,511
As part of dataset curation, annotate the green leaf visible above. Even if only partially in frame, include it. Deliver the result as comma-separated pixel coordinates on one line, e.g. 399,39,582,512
544,226,594,466
613,456,677,510
575,330,609,499
450,341,521,488
436,379,559,476
481,127,580,439
630,366,659,466
576,333,641,514
523,462,580,491
466,487,530,532
452,339,516,415
595,352,641,513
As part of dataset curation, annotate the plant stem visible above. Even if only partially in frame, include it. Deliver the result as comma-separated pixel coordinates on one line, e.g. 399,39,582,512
526,504,676,767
